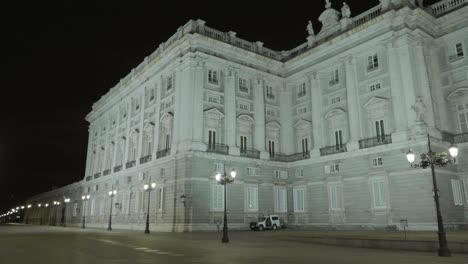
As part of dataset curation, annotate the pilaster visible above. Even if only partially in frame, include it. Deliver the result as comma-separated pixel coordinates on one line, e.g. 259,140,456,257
280,84,294,155
253,78,268,159
224,68,239,155
309,71,324,158
344,56,361,151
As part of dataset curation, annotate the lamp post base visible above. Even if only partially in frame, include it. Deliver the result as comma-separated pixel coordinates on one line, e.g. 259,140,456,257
437,231,451,257
221,226,229,243
144,229,150,234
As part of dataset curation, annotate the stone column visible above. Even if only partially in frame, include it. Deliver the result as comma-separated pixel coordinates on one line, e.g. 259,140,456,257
309,71,324,158
123,101,131,164
387,41,408,142
224,68,239,155
191,61,206,151
344,56,361,151
84,129,93,177
153,77,162,155
137,92,145,164
253,78,269,159
280,85,294,154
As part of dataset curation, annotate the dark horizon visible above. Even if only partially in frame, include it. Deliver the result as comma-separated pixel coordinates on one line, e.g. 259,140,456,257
7,0,443,213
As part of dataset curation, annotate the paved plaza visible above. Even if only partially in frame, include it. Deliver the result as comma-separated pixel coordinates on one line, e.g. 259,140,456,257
0,224,466,264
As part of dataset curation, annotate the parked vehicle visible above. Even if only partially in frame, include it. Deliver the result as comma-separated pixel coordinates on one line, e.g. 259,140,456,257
250,215,281,231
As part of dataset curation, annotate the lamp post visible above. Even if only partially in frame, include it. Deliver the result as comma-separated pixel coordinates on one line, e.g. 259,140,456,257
107,188,117,231
63,198,70,227
214,167,236,243
406,133,458,257
81,195,91,229
143,177,156,234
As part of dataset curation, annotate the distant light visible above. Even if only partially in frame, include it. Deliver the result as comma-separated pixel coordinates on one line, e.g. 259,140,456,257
406,149,415,164
448,144,458,158
151,183,156,189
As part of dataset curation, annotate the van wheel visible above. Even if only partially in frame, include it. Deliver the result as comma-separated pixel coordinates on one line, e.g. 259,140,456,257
272,224,277,230
258,225,264,231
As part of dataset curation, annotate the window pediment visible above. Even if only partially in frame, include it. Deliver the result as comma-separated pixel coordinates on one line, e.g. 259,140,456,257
363,96,389,110
447,88,468,102
324,108,346,119
266,121,281,129
293,119,312,129
204,107,225,119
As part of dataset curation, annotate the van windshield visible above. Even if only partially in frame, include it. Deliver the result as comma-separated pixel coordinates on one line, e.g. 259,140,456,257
258,217,266,222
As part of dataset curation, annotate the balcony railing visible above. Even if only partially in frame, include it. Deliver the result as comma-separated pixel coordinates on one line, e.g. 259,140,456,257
140,155,152,164
113,165,122,173
359,135,392,149
240,148,260,159
239,86,249,93
430,0,467,17
207,143,229,155
156,148,171,159
85,176,92,182
297,91,306,98
270,152,310,162
103,169,111,176
449,54,464,62
454,132,468,144
126,160,136,169
94,173,101,179
320,144,347,156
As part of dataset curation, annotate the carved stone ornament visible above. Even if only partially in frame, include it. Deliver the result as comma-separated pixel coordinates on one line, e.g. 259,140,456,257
318,0,341,33
342,2,351,18
306,20,315,36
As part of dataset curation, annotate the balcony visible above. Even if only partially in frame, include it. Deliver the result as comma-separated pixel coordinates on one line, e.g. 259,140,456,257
359,135,392,149
270,152,309,162
297,91,306,98
207,143,229,155
85,176,92,182
156,148,171,159
103,169,111,176
239,86,249,93
320,144,347,156
240,148,260,159
454,132,468,144
93,173,101,179
266,93,275,100
449,54,464,62
126,160,136,169
140,155,152,164
113,165,122,173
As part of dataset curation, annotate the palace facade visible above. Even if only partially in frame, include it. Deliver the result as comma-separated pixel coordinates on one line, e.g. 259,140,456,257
26,0,468,231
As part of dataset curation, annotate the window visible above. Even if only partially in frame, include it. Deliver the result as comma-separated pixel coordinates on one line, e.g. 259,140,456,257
127,176,132,183
240,136,247,153
72,202,78,217
369,82,382,92
208,70,219,85
449,42,464,61
275,188,287,213
331,96,341,104
297,107,307,114
212,184,224,211
213,163,224,174
464,179,468,205
375,120,386,141
329,69,339,85
334,130,343,149
268,140,275,157
160,168,164,177
457,103,468,133
149,88,155,101
208,130,216,148
325,163,340,174
165,134,171,150
247,167,257,176
166,76,173,91
274,170,288,179
207,96,219,104
266,109,275,116
246,186,258,211
372,157,383,167
157,187,164,211
295,168,304,177
239,78,248,93
367,54,379,71
371,179,386,208
328,183,343,210
266,85,275,99
293,187,305,212
297,83,306,97
301,138,309,157
239,102,250,111
95,185,99,191
451,179,465,206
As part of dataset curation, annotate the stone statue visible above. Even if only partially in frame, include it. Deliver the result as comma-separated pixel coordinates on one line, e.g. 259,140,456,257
325,0,332,8
342,2,351,18
306,20,315,36
380,0,390,9
411,96,426,122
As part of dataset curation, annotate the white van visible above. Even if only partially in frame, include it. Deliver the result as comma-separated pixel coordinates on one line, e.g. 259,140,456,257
250,215,281,231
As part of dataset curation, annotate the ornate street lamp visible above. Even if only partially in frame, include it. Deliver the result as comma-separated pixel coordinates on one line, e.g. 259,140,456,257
143,177,156,234
63,198,70,227
406,133,458,257
214,167,236,243
81,195,91,229
107,189,117,231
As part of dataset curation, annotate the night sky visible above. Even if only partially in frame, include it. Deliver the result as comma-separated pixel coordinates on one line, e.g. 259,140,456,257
2,1,438,213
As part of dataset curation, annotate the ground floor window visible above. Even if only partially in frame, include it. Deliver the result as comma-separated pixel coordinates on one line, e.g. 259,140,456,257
293,187,305,212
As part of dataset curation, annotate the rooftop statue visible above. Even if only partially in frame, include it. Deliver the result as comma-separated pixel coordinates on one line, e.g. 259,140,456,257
342,2,351,18
325,0,332,8
306,20,315,36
